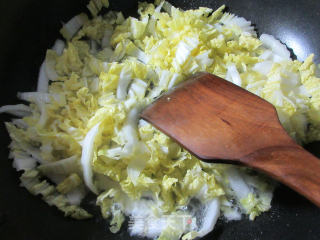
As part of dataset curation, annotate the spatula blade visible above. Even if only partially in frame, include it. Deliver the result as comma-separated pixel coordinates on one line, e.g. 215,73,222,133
141,73,294,161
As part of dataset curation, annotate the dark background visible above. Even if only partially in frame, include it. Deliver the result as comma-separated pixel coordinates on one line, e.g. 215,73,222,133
0,0,320,239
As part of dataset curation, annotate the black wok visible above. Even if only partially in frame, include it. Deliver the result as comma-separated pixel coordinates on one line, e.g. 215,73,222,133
0,0,320,239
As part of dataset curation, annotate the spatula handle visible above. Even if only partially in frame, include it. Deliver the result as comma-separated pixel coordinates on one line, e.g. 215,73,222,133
241,145,320,207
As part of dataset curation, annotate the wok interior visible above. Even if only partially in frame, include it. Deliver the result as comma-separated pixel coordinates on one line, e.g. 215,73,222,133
0,0,319,239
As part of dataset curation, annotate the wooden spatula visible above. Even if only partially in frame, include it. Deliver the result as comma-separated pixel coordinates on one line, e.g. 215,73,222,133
141,73,320,207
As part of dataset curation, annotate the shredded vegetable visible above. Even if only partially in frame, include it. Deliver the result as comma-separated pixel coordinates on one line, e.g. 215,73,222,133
2,0,320,239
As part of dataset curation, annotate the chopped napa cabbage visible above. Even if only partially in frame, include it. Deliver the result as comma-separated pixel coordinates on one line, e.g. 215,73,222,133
0,104,31,117
125,41,150,64
101,29,113,48
52,39,65,56
116,64,132,100
60,13,89,40
226,64,242,86
38,155,81,176
37,61,49,93
20,169,92,219
260,34,290,61
223,166,273,220
57,173,82,194
196,198,220,237
11,150,37,171
2,0,320,238
130,17,148,40
80,122,101,194
87,0,109,16
11,118,28,129
218,12,256,36
65,186,87,205
17,92,66,106
109,207,125,233
37,39,65,93
45,50,59,81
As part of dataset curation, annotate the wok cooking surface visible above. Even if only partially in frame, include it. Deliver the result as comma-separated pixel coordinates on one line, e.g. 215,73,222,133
0,0,320,239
